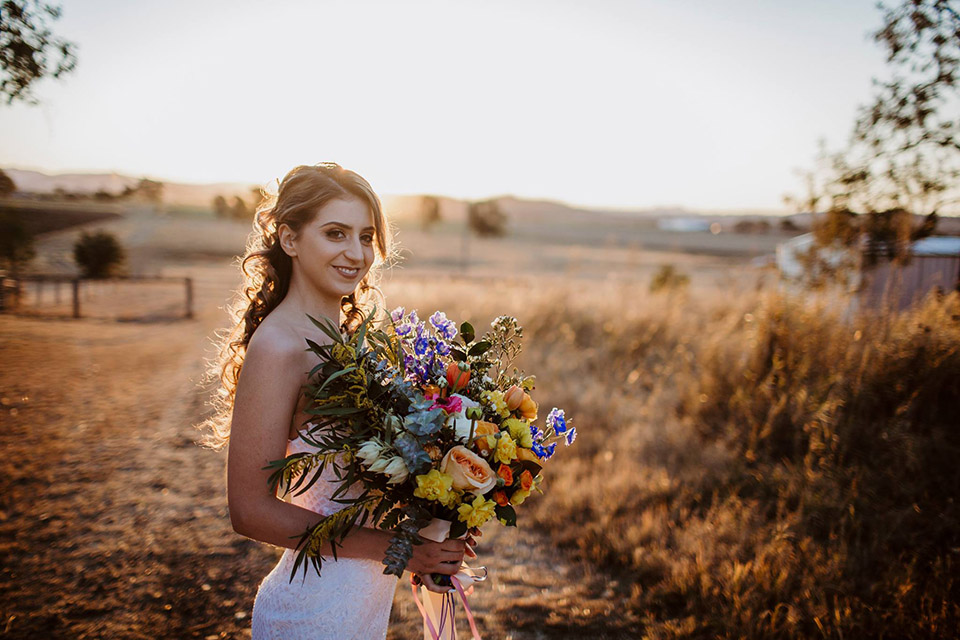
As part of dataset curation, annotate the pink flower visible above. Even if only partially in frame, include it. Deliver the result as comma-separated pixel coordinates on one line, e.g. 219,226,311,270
432,395,463,414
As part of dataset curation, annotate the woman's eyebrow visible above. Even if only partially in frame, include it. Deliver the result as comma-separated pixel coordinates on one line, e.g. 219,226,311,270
321,221,376,231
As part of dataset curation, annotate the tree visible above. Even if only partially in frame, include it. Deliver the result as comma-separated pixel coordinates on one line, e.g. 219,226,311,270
212,195,229,218
467,199,507,237
0,1,77,105
73,230,124,278
0,208,34,273
230,196,251,220
419,195,441,230
789,0,956,272
0,168,15,196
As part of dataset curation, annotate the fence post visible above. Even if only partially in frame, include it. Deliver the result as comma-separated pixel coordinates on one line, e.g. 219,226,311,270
72,279,81,318
185,277,194,319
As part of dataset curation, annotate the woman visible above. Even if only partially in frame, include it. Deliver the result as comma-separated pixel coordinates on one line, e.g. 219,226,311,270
202,163,474,639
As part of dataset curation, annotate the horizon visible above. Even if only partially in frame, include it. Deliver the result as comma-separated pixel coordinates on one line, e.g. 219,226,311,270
1,1,891,212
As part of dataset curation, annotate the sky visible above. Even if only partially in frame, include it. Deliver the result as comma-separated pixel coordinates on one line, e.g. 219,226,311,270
0,0,890,212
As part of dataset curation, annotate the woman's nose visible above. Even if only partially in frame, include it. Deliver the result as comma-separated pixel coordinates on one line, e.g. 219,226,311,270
343,235,363,262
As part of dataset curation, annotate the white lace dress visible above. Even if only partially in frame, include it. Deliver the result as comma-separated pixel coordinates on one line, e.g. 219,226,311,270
251,436,398,639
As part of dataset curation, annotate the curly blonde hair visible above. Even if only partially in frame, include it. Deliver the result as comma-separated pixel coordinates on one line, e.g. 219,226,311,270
200,163,393,449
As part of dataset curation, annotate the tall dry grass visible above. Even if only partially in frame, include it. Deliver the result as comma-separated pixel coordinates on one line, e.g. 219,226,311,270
383,274,960,638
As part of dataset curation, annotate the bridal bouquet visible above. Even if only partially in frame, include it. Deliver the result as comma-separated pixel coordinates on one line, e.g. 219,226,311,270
265,308,576,582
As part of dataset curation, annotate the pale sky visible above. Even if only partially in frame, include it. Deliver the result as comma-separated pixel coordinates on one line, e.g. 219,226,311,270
0,0,889,211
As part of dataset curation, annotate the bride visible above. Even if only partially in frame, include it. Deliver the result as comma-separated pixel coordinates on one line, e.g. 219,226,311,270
201,163,475,639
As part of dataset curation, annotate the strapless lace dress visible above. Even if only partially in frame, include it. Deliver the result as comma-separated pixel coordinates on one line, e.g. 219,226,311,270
251,436,398,639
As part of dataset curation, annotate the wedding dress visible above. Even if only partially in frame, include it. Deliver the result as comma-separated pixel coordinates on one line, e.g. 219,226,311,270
251,435,398,639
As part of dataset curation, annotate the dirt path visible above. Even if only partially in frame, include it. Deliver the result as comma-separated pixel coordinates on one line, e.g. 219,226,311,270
0,262,633,639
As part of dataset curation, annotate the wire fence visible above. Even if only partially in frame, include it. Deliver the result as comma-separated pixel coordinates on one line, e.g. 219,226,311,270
1,274,193,321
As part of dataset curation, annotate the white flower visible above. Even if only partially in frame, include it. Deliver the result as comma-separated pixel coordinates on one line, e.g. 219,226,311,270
384,456,410,484
357,440,384,468
448,394,481,442
369,457,390,473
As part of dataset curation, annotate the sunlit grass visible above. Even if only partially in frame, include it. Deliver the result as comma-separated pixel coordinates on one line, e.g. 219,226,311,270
382,276,960,638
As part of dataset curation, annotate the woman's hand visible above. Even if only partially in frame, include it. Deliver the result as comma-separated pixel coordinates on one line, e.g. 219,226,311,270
411,527,482,594
407,538,467,578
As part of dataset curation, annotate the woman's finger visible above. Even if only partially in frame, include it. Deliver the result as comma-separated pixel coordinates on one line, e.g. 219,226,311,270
420,573,454,594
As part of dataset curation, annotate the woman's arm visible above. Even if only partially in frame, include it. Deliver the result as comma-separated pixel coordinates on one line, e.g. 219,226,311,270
226,327,469,575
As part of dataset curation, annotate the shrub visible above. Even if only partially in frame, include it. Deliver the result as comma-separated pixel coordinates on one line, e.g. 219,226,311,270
649,264,689,293
73,230,125,278
0,209,35,273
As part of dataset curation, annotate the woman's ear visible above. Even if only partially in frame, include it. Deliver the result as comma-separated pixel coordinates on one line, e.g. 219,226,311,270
278,223,298,258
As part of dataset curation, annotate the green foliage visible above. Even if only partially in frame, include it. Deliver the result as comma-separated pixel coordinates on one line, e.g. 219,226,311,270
419,194,441,230
0,208,34,272
73,229,124,278
0,1,78,105
467,199,507,237
0,168,15,195
649,264,689,293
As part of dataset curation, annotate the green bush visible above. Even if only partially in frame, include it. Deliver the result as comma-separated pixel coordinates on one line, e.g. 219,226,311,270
73,230,125,278
650,264,689,293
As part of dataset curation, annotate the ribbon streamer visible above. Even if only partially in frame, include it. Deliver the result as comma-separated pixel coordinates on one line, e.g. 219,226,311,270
414,518,485,640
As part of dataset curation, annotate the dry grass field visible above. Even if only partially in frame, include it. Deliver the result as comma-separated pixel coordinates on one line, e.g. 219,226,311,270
2,207,957,638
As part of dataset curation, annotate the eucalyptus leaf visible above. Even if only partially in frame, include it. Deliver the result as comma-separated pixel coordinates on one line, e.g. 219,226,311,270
394,433,432,474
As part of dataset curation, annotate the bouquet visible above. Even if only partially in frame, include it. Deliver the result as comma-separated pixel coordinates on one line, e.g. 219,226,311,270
265,308,577,584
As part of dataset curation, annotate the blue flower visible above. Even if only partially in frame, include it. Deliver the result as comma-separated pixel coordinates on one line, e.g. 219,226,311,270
531,443,546,459
546,408,567,434
395,323,412,337
436,340,451,356
565,427,577,446
414,336,430,356
529,423,544,441
391,306,405,323
543,442,557,459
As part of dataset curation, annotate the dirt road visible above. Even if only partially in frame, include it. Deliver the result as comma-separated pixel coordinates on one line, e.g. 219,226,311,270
0,256,634,639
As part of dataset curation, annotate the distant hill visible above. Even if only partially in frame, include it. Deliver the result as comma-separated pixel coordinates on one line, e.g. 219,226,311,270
3,168,255,208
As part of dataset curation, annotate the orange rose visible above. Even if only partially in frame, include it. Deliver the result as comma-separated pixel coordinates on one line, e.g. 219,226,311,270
518,392,538,421
446,362,470,393
492,490,508,506
423,384,441,400
515,448,540,463
497,464,513,485
441,445,496,495
519,470,534,491
503,385,524,411
472,420,499,453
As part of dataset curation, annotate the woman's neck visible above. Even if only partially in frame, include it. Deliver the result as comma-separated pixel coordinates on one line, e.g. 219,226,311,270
280,270,343,327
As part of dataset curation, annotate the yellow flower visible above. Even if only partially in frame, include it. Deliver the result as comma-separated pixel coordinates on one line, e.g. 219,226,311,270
457,495,497,528
510,488,531,505
493,432,517,464
502,418,533,449
412,469,454,503
481,390,510,418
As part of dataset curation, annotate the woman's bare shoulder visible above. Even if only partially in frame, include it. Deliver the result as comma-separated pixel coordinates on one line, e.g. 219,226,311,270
246,312,325,362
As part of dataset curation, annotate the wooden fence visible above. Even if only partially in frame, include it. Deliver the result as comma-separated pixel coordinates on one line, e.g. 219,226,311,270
0,274,193,320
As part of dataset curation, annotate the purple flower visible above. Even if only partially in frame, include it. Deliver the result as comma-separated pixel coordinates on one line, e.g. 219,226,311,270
407,310,419,325
564,428,577,446
395,323,412,337
543,442,557,460
436,340,451,356
391,306,405,323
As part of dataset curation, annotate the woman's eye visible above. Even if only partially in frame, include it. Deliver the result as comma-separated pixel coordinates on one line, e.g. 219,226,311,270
361,234,374,245
327,229,345,239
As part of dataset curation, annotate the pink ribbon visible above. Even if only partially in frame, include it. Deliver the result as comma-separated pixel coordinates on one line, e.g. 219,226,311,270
411,574,482,640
